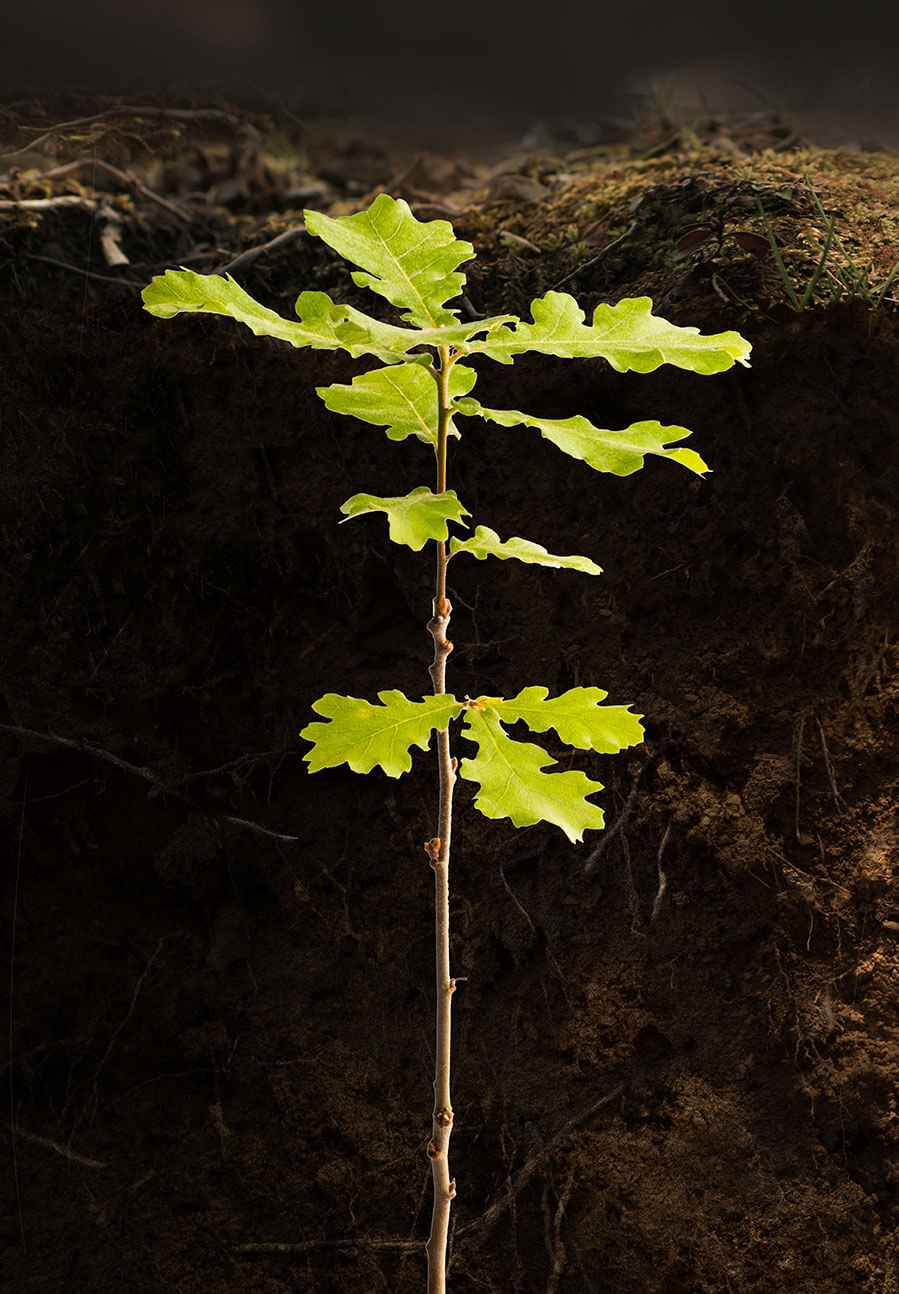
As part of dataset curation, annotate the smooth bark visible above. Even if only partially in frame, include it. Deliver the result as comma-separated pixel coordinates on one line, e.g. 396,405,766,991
424,349,458,1294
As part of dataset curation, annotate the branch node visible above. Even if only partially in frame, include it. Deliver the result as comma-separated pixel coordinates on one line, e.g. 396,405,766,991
435,1107,453,1128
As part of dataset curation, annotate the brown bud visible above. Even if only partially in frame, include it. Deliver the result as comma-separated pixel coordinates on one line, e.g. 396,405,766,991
435,1107,453,1127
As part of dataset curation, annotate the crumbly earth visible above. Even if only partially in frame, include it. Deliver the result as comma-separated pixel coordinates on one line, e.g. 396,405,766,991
1,93,897,1293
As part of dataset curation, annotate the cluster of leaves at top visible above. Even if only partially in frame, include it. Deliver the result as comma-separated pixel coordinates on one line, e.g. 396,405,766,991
143,195,751,842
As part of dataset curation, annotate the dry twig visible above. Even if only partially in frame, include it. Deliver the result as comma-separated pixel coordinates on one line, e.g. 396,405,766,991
94,161,185,222
4,157,190,223
0,195,96,212
235,1238,421,1255
218,226,306,275
585,763,644,874
550,220,639,291
5,1123,107,1169
21,254,145,287
794,712,807,842
458,1082,627,1241
815,716,847,811
650,821,672,926
0,723,298,841
0,105,248,162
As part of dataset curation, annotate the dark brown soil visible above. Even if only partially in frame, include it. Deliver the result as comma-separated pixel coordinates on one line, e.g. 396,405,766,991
1,93,897,1293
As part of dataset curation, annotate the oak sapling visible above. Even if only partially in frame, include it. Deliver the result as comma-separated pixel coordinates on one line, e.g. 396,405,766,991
142,196,751,1294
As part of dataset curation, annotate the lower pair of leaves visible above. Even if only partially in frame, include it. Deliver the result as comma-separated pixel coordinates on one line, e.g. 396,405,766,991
300,686,644,843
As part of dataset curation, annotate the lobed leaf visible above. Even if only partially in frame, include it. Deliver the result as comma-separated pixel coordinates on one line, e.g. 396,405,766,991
339,487,470,550
302,685,641,838
304,194,475,328
458,706,606,843
465,292,752,373
318,363,477,445
336,303,518,358
490,686,644,753
449,525,601,574
140,271,489,364
301,691,464,778
142,272,359,350
455,400,709,476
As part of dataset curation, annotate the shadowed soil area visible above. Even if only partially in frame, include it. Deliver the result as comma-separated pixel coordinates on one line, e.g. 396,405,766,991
1,93,897,1292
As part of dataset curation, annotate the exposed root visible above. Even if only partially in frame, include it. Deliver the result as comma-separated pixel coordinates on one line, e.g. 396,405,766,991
5,1123,108,1169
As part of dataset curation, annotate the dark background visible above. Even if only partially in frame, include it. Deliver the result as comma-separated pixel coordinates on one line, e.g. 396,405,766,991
3,0,899,146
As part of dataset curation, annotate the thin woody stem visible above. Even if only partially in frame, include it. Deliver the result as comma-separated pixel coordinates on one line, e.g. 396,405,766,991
433,348,451,610
425,346,457,1293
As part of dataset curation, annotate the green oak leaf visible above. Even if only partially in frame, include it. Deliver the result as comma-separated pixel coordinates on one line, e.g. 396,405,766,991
464,292,752,373
305,194,475,328
142,272,360,350
336,303,517,358
455,400,708,476
339,487,470,550
458,705,606,842
301,691,464,777
490,686,644,753
318,363,477,445
141,272,498,364
449,525,601,574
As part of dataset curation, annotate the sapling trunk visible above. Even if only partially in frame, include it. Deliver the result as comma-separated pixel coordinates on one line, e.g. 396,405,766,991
424,348,457,1293
142,192,750,1294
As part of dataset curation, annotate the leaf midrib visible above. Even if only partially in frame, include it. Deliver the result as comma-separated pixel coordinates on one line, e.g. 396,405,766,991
369,211,438,328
